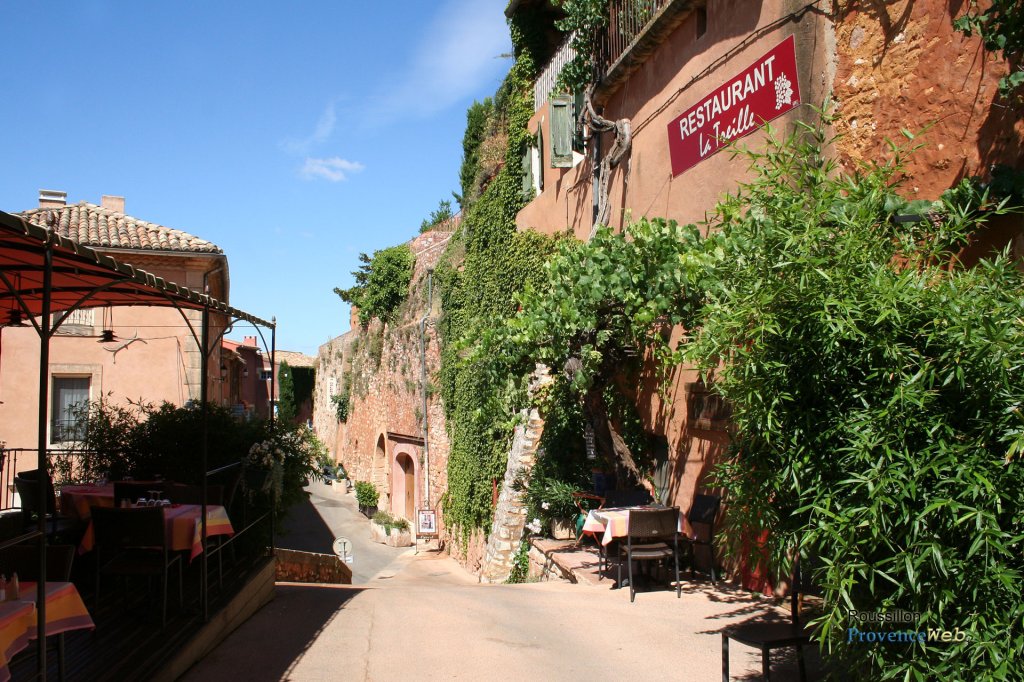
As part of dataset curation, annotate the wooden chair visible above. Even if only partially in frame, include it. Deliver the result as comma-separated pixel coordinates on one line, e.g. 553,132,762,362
683,493,721,583
0,543,76,681
91,506,182,628
616,507,682,602
721,558,814,681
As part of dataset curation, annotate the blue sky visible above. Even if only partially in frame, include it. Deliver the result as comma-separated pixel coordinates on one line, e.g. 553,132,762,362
0,1,511,355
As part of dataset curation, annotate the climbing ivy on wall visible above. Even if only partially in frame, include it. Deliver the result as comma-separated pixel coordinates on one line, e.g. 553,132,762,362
437,9,559,537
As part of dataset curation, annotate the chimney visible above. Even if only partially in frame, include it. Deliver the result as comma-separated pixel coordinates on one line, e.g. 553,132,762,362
243,335,258,348
101,195,125,213
38,189,67,209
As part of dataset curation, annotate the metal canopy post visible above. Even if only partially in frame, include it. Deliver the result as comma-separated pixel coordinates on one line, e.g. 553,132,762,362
269,319,276,553
200,301,210,622
34,244,52,681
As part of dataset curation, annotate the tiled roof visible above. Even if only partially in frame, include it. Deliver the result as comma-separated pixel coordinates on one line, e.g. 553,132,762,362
276,350,317,368
18,202,222,254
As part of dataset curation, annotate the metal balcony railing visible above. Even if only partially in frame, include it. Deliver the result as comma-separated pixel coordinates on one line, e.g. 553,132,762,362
534,37,577,111
599,0,671,71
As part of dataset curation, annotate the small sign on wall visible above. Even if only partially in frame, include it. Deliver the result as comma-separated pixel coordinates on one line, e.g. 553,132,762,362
417,509,438,537
667,35,802,176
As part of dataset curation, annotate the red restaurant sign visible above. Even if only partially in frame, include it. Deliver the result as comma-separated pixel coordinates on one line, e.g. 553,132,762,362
667,35,802,176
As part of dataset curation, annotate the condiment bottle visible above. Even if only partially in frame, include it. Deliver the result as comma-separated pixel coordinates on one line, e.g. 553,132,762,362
9,573,18,600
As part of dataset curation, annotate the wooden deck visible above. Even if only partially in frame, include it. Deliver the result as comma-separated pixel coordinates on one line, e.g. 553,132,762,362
8,550,271,682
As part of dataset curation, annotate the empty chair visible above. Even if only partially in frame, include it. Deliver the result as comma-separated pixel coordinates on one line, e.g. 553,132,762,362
91,506,182,627
722,558,814,681
617,507,682,603
683,493,721,583
14,471,77,539
0,543,76,680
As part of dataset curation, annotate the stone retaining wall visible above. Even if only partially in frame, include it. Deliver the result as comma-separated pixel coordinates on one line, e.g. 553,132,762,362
275,548,352,584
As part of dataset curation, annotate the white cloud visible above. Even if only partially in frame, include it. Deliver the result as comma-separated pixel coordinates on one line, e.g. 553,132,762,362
282,101,338,155
301,157,365,182
368,0,511,122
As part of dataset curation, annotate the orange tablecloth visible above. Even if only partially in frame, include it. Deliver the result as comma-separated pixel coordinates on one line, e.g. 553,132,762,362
584,507,683,546
59,483,115,521
164,504,234,561
77,503,234,561
0,601,35,682
0,581,94,682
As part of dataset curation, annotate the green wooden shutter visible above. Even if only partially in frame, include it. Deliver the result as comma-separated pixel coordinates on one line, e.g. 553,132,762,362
550,94,573,168
521,145,533,199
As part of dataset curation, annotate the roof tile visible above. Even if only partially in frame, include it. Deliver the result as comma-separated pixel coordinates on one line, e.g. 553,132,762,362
18,201,222,254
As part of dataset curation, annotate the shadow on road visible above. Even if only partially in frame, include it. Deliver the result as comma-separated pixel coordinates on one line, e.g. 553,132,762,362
278,491,337,554
183,584,364,680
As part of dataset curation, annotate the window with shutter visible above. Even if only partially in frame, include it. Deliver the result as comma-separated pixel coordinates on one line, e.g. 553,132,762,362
51,376,90,443
550,94,573,168
521,144,533,200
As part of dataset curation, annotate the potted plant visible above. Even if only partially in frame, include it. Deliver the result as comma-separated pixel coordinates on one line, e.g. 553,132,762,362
369,510,412,547
354,481,379,517
529,479,580,541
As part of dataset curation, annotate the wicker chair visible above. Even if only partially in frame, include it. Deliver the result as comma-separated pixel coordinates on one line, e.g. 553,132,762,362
616,507,681,602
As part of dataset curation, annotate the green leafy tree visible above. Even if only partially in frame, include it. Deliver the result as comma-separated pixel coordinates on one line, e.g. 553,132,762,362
334,244,415,326
420,199,454,233
691,117,1023,680
276,360,297,424
458,98,494,207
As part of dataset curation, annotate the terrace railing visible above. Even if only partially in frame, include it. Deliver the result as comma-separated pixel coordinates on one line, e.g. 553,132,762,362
598,0,672,73
535,37,577,112
0,447,91,509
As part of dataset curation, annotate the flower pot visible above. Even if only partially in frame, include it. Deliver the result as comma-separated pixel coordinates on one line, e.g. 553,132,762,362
360,505,378,518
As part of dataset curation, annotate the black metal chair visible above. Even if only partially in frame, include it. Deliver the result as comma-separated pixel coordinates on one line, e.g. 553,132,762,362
616,507,682,602
91,506,182,628
721,558,814,681
14,471,78,539
684,493,721,583
0,543,76,681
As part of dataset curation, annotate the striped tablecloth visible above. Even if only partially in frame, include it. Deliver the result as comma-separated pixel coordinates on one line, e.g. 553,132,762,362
584,507,682,546
0,601,35,682
0,581,94,682
78,504,235,561
164,504,234,561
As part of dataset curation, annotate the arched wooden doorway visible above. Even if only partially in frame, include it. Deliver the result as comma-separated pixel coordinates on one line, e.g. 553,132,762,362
395,452,416,521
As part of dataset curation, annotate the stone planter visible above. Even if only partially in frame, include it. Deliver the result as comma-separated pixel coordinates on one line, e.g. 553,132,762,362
369,520,412,547
550,517,576,541
359,505,378,518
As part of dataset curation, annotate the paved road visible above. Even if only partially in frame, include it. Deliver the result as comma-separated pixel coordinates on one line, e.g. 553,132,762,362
277,480,408,583
184,481,814,681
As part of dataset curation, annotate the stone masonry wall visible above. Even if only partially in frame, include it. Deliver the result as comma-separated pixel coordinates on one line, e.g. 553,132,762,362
479,369,552,584
313,231,452,530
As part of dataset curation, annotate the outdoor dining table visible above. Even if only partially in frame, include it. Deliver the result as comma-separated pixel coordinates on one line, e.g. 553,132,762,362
59,483,115,521
0,581,94,682
583,506,683,546
72,498,235,561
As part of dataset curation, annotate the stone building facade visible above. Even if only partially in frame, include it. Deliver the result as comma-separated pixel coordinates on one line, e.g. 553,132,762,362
313,231,452,529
